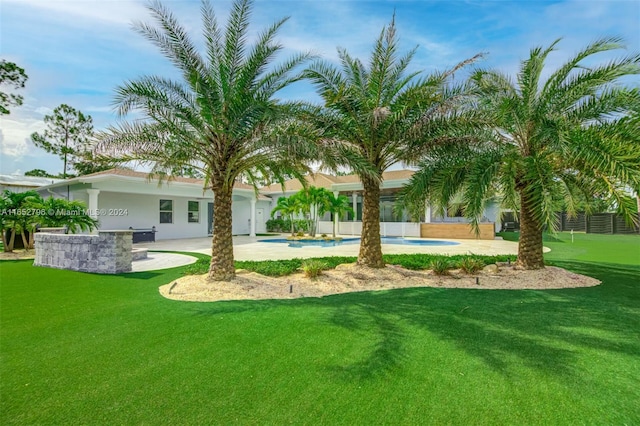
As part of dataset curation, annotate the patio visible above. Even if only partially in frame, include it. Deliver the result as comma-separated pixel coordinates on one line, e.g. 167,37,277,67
140,234,522,262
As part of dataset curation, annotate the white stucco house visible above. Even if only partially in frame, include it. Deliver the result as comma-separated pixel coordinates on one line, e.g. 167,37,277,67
263,169,501,238
34,168,502,241
35,169,271,240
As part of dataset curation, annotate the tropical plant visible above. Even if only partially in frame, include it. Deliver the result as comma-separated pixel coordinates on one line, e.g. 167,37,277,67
0,191,98,251
294,186,333,237
326,192,353,238
301,259,327,278
401,38,640,269
429,258,452,276
0,190,40,251
303,16,482,267
97,0,315,280
28,196,98,234
270,197,300,235
457,257,485,274
30,104,94,178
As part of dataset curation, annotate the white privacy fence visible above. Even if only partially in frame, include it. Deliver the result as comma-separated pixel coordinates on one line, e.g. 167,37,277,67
317,221,421,237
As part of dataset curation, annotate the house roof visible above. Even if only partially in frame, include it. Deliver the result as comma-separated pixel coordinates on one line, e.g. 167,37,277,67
260,173,340,193
38,168,257,191
334,169,416,184
32,168,417,199
260,169,416,193
0,174,64,188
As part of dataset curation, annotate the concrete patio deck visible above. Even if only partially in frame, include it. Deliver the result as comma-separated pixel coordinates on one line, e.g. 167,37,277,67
140,234,521,262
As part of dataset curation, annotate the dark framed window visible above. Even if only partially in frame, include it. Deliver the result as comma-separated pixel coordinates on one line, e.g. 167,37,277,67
188,201,200,223
159,199,173,223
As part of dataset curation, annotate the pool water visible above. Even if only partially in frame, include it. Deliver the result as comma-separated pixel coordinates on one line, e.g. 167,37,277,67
259,237,459,248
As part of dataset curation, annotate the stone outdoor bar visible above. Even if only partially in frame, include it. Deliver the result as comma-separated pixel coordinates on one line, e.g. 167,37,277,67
34,230,133,274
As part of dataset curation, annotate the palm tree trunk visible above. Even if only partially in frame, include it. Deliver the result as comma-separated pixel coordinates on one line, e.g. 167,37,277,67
20,230,29,250
7,228,15,252
28,230,35,250
290,214,295,236
208,187,236,281
1,228,7,252
333,216,337,238
358,176,384,268
517,192,545,269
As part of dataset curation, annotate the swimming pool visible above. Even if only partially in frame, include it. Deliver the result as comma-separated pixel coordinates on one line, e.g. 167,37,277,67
259,237,459,248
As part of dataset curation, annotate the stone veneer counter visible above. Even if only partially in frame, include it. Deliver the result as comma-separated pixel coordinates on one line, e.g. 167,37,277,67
34,230,133,274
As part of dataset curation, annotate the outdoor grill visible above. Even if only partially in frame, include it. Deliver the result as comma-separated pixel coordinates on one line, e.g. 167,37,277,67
129,226,157,243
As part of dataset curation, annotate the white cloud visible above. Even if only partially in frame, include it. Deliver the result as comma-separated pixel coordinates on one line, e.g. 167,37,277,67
3,0,148,26
34,106,53,116
0,113,42,158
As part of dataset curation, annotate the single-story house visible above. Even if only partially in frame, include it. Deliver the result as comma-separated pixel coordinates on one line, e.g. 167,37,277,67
262,170,501,238
34,168,501,240
35,169,271,240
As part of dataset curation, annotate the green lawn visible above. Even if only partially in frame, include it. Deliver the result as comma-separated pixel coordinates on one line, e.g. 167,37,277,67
1,233,639,424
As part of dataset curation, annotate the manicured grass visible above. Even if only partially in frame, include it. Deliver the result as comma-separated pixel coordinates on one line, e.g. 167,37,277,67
1,233,639,424
499,231,640,265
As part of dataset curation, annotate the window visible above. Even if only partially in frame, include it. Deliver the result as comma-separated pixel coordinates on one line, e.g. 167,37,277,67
188,201,200,223
159,199,173,223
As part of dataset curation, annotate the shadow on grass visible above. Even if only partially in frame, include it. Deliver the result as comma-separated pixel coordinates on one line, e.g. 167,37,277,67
325,302,407,381
192,260,640,383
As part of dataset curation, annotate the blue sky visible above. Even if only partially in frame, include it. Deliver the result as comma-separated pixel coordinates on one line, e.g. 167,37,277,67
1,0,638,175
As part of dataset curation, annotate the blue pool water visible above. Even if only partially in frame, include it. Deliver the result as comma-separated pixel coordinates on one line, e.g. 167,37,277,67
259,237,459,248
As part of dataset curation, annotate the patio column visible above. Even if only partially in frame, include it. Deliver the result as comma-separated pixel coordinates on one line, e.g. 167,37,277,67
333,191,340,235
87,189,100,234
424,200,431,223
249,196,257,237
352,191,357,222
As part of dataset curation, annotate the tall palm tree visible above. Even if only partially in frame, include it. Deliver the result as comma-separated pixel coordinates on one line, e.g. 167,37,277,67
303,16,482,267
97,0,315,280
402,38,640,269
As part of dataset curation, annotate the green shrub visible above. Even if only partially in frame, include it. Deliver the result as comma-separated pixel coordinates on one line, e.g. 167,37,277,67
301,259,327,278
457,257,485,274
294,220,309,232
182,254,517,278
430,258,452,275
184,258,210,275
235,259,303,277
266,218,289,232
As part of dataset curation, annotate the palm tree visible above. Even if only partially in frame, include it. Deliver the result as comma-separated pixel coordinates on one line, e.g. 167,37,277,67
270,196,299,236
326,192,354,238
30,196,98,235
402,38,640,269
0,190,40,252
304,16,482,267
295,186,332,237
97,0,315,280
